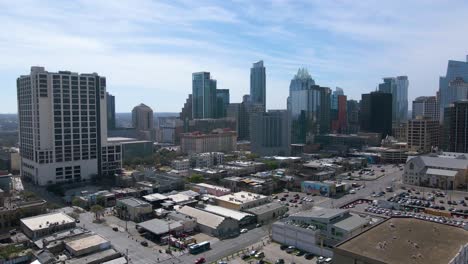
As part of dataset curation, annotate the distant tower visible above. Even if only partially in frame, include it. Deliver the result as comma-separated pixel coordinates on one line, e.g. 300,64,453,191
250,61,266,110
106,92,116,130
192,72,217,119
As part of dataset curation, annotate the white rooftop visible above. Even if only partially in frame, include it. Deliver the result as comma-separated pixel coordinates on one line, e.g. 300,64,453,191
216,191,267,205
143,193,168,202
175,205,225,229
65,234,108,252
201,204,253,221
21,212,75,232
195,183,231,192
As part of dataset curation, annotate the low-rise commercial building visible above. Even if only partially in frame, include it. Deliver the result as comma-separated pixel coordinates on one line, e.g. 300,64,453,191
65,234,111,257
190,152,224,168
171,159,190,171
215,191,270,211
221,176,276,195
136,218,184,241
244,202,288,224
191,183,231,197
198,204,255,227
174,205,239,238
180,129,237,154
404,152,468,189
272,207,368,257
334,218,468,264
115,198,152,222
20,212,76,239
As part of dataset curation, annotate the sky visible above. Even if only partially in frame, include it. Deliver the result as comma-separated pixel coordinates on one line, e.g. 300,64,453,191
1,0,468,113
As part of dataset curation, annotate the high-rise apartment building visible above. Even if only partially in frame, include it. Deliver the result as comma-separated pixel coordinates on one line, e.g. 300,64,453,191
250,110,291,156
17,67,121,185
412,96,439,120
360,92,392,138
407,117,440,153
439,56,468,123
444,100,468,153
192,72,217,119
106,92,116,130
378,76,408,125
215,89,230,118
132,103,154,141
250,61,266,109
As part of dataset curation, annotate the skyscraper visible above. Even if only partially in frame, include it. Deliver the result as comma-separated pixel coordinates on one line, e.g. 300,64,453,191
444,100,468,153
346,100,360,134
192,72,217,119
412,96,439,120
439,57,468,123
250,60,266,109
132,103,154,141
250,110,291,156
106,92,116,130
360,91,392,138
215,89,230,118
378,76,408,125
331,87,344,110
17,67,121,185
227,95,264,140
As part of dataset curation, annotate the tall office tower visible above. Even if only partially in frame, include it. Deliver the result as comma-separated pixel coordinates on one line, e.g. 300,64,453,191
360,92,392,138
288,69,332,143
132,103,154,141
227,95,264,140
106,92,116,130
378,76,408,125
407,117,440,153
250,60,266,109
192,72,217,119
331,88,347,133
215,89,230,118
17,67,121,185
439,57,468,123
346,100,360,134
444,100,468,153
250,110,291,156
412,96,439,120
180,94,193,121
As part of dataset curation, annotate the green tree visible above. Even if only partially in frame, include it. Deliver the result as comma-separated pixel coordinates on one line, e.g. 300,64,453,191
90,204,104,220
72,197,84,208
246,153,259,161
187,173,204,183
264,160,279,170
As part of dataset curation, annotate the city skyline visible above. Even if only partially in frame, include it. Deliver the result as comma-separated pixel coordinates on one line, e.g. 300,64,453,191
2,1,468,113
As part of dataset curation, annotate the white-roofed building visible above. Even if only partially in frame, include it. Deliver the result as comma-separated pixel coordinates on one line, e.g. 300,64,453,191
174,205,239,237
20,212,76,239
191,183,231,197
65,234,111,256
198,204,255,227
404,152,468,189
215,191,270,211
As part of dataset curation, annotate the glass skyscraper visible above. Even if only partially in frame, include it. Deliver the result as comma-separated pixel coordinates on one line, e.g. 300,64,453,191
378,76,408,125
250,60,266,109
439,57,468,123
192,72,217,119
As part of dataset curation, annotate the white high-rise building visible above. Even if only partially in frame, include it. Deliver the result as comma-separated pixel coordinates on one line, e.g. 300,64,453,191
17,67,121,185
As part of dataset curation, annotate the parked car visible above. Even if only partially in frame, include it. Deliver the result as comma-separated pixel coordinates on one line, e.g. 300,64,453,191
255,252,265,258
195,257,206,264
280,245,288,250
241,228,248,233
140,241,148,247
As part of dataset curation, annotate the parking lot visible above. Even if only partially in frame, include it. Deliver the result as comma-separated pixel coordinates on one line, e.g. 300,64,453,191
273,191,329,214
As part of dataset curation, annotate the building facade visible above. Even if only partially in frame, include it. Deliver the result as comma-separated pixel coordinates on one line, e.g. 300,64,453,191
180,129,237,154
250,60,266,109
215,89,230,118
192,72,217,119
17,67,121,185
378,76,408,125
360,91,392,138
407,118,440,153
106,92,116,130
439,57,468,123
444,100,468,153
412,96,439,120
250,110,291,156
132,103,154,141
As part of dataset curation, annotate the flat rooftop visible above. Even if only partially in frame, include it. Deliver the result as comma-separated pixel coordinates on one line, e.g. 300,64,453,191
292,207,346,220
21,212,75,231
137,218,183,235
336,217,468,264
65,234,108,252
216,191,267,205
201,204,253,221
142,193,168,202
117,197,151,208
245,202,285,215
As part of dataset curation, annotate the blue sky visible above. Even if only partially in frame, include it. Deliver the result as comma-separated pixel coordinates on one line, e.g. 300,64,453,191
1,0,468,113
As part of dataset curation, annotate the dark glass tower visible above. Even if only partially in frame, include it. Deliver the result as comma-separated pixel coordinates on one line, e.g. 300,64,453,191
250,60,266,109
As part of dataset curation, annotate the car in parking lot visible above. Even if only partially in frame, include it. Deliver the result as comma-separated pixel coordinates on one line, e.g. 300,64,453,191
285,246,296,253
194,257,206,264
255,252,265,258
140,241,148,247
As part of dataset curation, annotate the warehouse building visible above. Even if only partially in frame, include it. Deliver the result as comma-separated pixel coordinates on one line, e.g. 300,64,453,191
65,234,111,257
20,212,76,239
198,204,255,227
136,218,184,241
174,205,239,238
115,198,152,222
245,202,288,224
215,191,270,211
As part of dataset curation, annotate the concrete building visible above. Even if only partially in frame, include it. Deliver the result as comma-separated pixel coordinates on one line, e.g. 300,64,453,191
20,212,76,239
244,202,288,224
171,159,190,171
250,60,266,109
191,183,231,197
132,103,154,141
190,152,224,168
407,117,440,152
106,92,116,130
346,100,360,134
115,197,152,222
180,129,237,154
250,110,291,156
272,207,368,257
334,218,468,264
221,176,276,195
378,76,409,125
227,96,265,140
404,152,468,189
215,191,270,211
444,100,468,153
412,96,439,120
174,205,239,238
17,67,121,185
136,218,184,240
314,133,381,149
192,72,217,119
65,234,111,256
